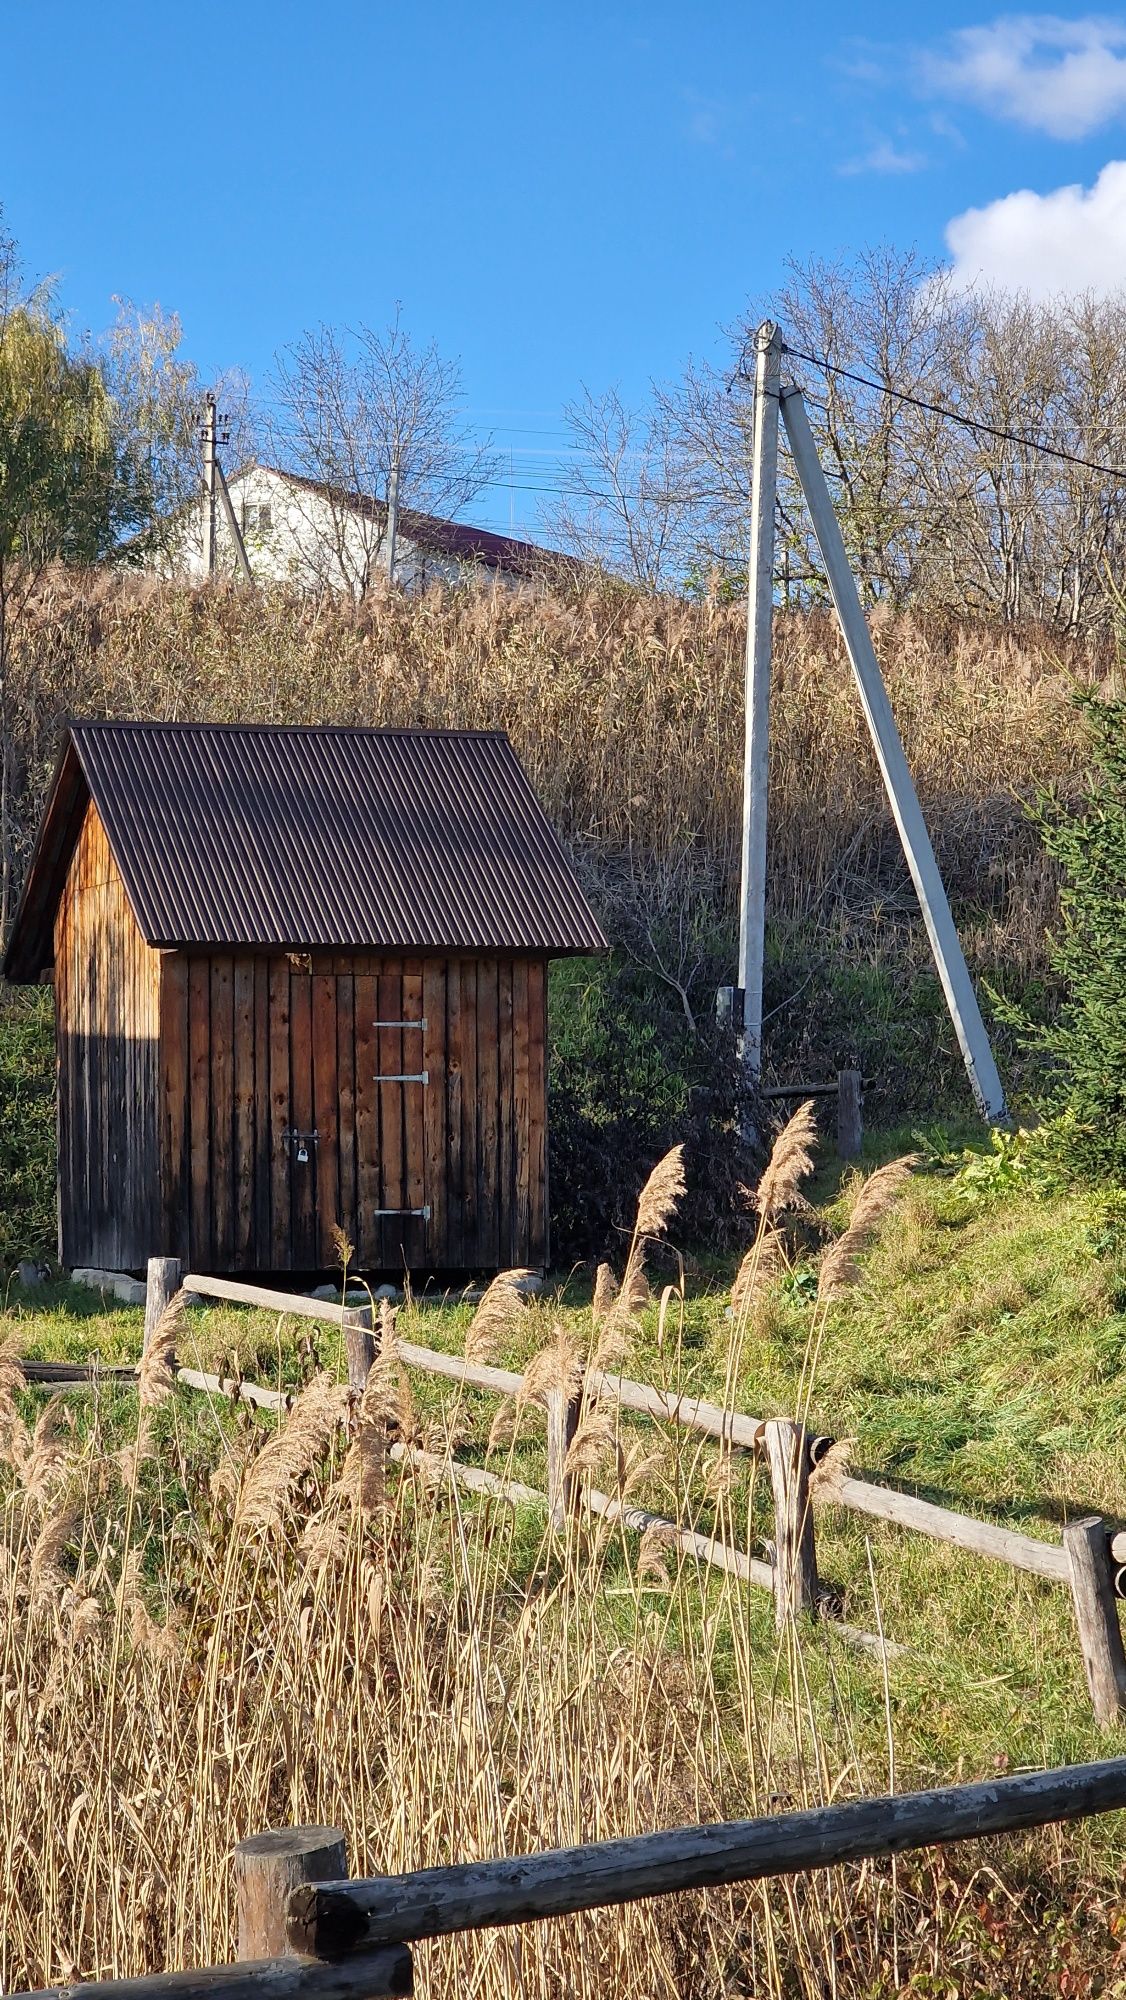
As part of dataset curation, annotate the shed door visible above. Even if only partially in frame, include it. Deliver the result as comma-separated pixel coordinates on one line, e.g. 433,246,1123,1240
352,966,429,1270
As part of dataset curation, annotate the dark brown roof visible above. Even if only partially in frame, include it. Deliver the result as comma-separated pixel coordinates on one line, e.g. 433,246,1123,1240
266,467,575,581
3,721,607,979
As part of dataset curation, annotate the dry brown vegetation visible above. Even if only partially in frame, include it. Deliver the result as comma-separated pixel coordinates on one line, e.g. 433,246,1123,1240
5,571,1114,976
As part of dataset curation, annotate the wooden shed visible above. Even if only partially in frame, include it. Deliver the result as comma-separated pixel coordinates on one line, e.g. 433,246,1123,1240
3,721,606,1277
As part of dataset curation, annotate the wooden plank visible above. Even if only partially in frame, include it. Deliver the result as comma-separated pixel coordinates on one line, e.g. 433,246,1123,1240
289,1760,1126,1954
354,974,379,1268
476,960,500,1269
253,958,271,1265
210,958,235,1268
188,959,211,1267
497,960,514,1266
1065,1517,1126,1727
312,972,340,1268
459,960,479,1264
422,960,448,1266
269,960,292,1268
289,972,316,1270
512,959,531,1265
336,974,357,1257
834,1476,1070,1582
377,968,404,1270
5,1946,414,2000
182,1273,351,1325
401,961,426,1269
233,957,256,1269
159,954,190,1258
526,958,547,1269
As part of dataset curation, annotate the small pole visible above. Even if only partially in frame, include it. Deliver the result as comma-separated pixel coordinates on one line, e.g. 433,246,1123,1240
737,321,783,1078
780,384,1008,1124
837,1071,863,1160
545,1380,582,1531
765,1417,818,1625
343,1304,376,1393
383,452,401,582
234,1826,348,1960
202,393,218,577
216,460,254,582
1064,1517,1126,1728
143,1256,181,1351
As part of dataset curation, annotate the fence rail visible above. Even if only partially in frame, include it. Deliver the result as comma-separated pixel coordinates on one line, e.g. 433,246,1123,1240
11,1758,1126,1999
21,1258,1126,1723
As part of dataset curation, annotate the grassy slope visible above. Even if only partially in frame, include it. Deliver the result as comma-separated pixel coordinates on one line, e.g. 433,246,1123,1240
6,1124,1126,1823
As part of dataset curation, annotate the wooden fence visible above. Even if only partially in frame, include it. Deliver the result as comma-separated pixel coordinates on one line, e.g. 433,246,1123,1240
31,1254,1126,1727
10,1757,1126,1999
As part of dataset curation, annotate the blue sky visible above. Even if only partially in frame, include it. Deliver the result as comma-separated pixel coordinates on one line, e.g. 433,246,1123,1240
5,3,1126,534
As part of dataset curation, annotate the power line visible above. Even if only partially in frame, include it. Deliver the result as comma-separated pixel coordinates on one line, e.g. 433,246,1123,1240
779,342,1126,485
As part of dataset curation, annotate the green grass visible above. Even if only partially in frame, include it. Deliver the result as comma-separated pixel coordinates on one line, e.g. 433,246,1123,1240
4,1123,1126,1838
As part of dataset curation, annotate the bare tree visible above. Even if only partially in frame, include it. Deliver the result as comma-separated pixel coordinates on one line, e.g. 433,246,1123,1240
550,387,700,592
263,311,497,598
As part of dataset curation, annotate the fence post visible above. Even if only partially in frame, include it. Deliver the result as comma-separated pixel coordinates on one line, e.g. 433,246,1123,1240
836,1072,862,1160
545,1380,582,1531
143,1257,181,1351
765,1418,819,1624
1064,1517,1126,1728
343,1304,376,1393
234,1826,348,1959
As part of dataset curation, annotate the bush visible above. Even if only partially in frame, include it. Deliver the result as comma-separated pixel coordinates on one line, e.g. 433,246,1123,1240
0,984,56,1270
1025,691,1126,1180
547,955,763,1263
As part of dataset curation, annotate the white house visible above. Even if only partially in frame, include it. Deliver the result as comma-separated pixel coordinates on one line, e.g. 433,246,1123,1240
156,462,566,595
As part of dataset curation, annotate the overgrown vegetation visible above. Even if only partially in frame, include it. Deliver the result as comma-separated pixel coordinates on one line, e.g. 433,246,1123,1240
0,984,54,1269
3,1128,1126,1995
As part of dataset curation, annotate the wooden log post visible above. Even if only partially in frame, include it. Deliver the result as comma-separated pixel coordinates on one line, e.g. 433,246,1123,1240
836,1071,862,1160
545,1379,582,1531
144,1257,182,1351
234,1826,350,1959
1064,1517,1126,1728
343,1304,376,1393
765,1417,818,1625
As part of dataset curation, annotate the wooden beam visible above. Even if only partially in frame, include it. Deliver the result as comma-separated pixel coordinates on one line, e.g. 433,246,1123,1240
3,1951,413,2000
833,1475,1070,1582
765,1418,818,1622
286,1757,1126,1953
836,1071,862,1160
144,1257,182,1351
1064,1517,1126,1727
235,1829,348,1961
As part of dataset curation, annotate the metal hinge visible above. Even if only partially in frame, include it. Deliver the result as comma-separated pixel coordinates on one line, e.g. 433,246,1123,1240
374,1071,429,1084
373,1018,427,1030
372,1206,431,1220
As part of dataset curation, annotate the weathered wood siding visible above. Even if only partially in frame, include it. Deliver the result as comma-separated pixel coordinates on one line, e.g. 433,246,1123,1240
53,802,162,1269
161,951,548,1274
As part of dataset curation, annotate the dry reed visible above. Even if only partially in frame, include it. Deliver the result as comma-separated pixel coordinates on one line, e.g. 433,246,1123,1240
817,1156,921,1300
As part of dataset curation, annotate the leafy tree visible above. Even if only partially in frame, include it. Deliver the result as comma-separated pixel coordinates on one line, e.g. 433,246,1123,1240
1027,690,1126,1178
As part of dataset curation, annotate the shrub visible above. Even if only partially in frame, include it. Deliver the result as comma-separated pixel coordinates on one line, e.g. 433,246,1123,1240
0,984,55,1270
1025,691,1126,1180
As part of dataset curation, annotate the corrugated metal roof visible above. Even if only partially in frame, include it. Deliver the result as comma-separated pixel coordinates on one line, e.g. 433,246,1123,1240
3,721,607,978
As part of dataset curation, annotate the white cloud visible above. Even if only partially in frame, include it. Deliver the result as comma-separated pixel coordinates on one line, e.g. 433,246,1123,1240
839,139,928,175
921,14,1126,139
944,158,1126,294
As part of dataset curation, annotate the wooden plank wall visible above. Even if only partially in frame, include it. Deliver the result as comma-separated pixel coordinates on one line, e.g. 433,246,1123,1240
53,803,162,1269
162,952,548,1274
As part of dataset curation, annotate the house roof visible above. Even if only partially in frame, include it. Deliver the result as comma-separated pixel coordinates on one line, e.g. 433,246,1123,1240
257,465,574,581
3,721,607,980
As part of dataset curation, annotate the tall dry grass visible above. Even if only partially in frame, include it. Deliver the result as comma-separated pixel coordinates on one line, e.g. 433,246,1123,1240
5,570,1116,979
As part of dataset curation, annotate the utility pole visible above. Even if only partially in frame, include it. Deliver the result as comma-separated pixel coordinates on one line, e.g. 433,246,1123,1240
736,322,782,1076
780,383,1008,1123
201,392,218,577
382,451,401,582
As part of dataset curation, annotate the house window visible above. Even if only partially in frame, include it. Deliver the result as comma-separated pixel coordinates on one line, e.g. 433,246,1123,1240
241,503,273,534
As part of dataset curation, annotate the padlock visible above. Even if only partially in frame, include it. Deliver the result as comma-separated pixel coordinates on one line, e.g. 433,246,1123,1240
296,1140,309,1164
